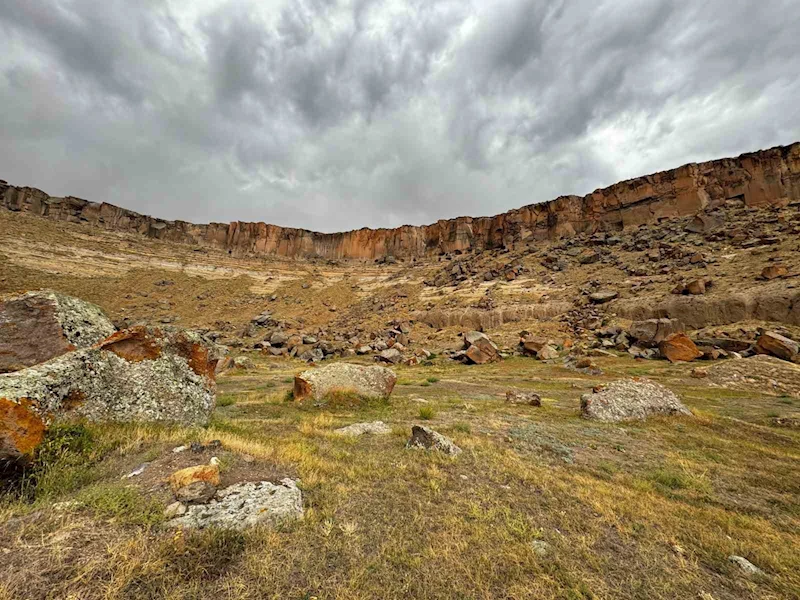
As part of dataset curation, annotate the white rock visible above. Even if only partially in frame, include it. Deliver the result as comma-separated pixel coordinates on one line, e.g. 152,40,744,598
335,421,391,436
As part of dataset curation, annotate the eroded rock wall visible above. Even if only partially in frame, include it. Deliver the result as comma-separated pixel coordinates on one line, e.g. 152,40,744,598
2,143,799,260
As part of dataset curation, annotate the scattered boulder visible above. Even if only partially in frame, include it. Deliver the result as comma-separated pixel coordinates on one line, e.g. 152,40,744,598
588,291,618,304
335,421,391,436
293,363,396,402
628,319,684,345
536,345,560,361
0,327,218,463
233,356,255,370
659,333,703,363
167,479,303,530
755,331,799,362
0,290,116,373
461,331,500,364
760,265,787,280
506,390,542,406
406,425,462,456
581,379,692,422
377,348,402,364
169,462,220,504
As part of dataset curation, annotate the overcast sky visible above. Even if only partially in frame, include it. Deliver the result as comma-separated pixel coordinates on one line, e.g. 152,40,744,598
1,0,799,232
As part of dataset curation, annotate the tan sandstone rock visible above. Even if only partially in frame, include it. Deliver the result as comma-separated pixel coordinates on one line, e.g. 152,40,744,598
659,333,703,363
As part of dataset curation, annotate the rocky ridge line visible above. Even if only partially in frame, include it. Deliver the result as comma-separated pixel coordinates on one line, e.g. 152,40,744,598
2,143,799,260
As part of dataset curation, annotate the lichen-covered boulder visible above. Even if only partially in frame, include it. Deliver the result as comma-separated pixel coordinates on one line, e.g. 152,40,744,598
581,379,691,422
0,290,116,373
293,363,396,402
0,326,218,463
167,479,303,530
406,425,462,456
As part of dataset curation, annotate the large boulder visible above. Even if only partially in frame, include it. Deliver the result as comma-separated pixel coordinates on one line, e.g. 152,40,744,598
0,326,218,463
659,333,703,363
756,331,799,362
293,363,396,402
581,379,692,422
628,318,685,346
0,290,116,373
462,331,500,364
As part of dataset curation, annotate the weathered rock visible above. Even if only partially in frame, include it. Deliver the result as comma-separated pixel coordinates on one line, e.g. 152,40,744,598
506,390,542,406
0,290,116,373
588,291,618,304
628,319,685,345
0,327,217,462
756,331,799,361
406,425,462,456
378,348,402,364
684,279,707,295
293,363,396,402
335,421,391,436
728,556,765,577
659,333,703,363
536,345,560,361
169,463,220,494
581,379,692,422
233,356,255,370
760,265,787,280
462,331,500,364
167,479,303,530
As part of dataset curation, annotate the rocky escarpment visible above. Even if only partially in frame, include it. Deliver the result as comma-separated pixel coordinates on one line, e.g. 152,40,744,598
2,143,799,260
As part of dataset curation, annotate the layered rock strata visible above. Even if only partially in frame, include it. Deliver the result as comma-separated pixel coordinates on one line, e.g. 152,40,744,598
2,143,799,260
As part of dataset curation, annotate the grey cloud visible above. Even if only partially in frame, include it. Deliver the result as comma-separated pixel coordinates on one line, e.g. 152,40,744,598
0,0,799,233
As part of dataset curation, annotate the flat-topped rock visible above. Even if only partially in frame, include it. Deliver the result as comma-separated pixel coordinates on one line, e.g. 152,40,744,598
293,363,396,402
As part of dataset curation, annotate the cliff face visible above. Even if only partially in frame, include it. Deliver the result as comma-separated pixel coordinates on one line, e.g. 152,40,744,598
2,143,799,260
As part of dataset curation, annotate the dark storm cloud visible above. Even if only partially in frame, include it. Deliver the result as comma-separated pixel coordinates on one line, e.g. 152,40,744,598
0,0,799,232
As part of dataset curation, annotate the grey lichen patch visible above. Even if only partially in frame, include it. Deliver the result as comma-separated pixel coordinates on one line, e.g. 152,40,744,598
49,291,116,347
0,345,215,427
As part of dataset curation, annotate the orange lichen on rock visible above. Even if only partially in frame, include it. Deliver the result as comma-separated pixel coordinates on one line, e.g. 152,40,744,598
0,397,46,461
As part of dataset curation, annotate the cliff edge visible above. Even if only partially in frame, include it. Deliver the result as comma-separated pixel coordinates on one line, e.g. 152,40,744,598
2,142,799,260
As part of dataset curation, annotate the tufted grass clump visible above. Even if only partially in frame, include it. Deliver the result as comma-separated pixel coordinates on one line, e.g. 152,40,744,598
418,406,436,420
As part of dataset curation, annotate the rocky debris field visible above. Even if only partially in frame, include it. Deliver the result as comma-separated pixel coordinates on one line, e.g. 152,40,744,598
0,197,799,599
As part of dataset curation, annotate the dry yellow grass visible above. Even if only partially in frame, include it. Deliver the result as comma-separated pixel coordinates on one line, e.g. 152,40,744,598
1,355,798,600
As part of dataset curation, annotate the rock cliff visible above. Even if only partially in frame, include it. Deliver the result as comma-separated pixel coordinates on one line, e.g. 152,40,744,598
2,143,799,260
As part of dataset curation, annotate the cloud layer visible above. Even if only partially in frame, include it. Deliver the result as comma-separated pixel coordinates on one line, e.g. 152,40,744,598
1,0,799,232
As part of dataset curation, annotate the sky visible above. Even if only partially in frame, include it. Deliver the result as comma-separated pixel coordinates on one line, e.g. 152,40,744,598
1,0,799,233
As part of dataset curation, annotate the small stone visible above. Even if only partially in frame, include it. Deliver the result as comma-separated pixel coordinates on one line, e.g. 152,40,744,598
164,501,187,518
122,463,149,479
728,555,764,577
406,425,462,456
531,540,552,558
506,390,542,406
335,421,392,436
172,445,189,454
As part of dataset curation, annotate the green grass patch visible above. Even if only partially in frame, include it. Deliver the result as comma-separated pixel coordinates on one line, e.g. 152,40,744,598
76,482,164,526
418,406,436,420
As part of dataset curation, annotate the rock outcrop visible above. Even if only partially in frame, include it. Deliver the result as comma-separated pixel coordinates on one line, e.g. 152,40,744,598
293,363,396,402
0,326,217,462
0,290,116,373
3,143,798,260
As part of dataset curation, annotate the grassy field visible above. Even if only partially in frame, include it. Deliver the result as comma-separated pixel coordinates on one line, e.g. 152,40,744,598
1,355,799,600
